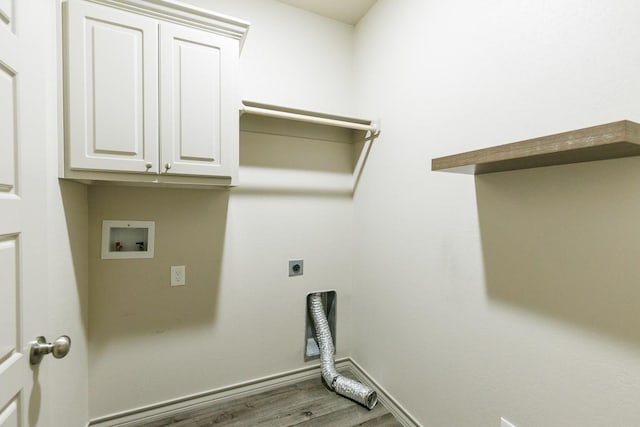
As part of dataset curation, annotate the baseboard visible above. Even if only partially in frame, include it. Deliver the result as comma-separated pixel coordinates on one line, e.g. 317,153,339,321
89,357,420,427
345,359,422,427
89,359,348,426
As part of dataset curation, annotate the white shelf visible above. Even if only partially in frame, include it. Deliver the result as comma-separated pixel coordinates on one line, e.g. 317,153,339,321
240,100,380,141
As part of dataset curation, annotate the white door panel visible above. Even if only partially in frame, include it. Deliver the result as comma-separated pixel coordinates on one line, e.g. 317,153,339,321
0,355,22,426
0,0,14,33
0,237,18,364
0,397,18,427
0,398,18,427
0,64,16,192
0,18,17,193
66,0,158,173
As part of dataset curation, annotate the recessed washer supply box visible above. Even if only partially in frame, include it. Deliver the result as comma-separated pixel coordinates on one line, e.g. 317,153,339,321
101,220,155,259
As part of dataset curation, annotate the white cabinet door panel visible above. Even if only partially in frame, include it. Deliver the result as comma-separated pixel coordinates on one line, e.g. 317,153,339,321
66,0,158,173
92,23,142,155
160,22,237,178
178,41,220,162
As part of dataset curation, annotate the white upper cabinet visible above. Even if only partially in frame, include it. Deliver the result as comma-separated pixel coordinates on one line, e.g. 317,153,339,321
61,0,249,187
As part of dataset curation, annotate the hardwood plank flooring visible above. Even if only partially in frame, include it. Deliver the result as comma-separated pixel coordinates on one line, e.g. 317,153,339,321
129,376,402,427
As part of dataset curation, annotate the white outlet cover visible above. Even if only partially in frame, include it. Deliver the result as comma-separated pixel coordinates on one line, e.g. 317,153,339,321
501,417,517,427
171,265,186,286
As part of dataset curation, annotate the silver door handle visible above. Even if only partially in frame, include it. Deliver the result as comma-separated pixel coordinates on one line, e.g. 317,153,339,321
30,335,71,365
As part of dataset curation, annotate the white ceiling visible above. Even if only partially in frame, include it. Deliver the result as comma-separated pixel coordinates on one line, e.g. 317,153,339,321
275,0,377,25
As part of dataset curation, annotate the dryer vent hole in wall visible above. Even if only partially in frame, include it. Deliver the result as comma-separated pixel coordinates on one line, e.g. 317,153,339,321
308,292,378,410
305,291,336,361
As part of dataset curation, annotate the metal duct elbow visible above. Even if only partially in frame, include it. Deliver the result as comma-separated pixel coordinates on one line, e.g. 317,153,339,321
308,293,378,410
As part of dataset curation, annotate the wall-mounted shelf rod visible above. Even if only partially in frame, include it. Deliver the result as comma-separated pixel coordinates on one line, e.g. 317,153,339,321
240,100,380,136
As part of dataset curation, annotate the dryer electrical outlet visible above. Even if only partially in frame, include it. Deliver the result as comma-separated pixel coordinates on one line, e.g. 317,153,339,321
289,259,304,276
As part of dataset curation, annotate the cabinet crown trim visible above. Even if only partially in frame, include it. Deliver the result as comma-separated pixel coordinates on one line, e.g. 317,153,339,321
79,0,250,44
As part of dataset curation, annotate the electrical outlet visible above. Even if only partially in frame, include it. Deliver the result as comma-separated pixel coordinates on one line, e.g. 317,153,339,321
501,417,517,427
289,259,303,277
171,265,185,286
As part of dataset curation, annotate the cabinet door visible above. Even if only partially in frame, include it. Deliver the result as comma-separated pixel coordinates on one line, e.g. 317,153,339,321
66,0,159,173
159,22,238,178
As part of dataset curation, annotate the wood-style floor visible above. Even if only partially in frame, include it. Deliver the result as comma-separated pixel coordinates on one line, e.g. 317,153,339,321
131,376,403,427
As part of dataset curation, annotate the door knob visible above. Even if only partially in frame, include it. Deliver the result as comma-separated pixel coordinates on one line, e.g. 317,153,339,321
164,163,172,171
30,335,71,365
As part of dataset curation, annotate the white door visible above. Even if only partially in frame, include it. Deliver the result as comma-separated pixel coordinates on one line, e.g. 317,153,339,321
66,0,159,174
0,1,32,425
0,2,68,426
159,22,238,178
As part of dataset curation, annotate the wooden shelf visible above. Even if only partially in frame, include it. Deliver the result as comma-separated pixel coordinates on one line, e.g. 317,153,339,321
431,120,640,174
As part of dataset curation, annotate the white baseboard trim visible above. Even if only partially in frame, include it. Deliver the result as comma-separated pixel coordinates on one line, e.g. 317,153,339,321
89,359,347,426
346,358,421,427
89,357,420,427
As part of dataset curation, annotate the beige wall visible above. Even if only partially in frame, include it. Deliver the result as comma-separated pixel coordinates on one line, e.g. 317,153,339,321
47,181,89,426
352,1,640,426
88,130,355,417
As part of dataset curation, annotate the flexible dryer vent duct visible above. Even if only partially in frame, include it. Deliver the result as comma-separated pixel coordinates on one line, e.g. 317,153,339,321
308,293,378,410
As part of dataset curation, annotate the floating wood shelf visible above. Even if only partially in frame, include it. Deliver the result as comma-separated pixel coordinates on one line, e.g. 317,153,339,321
431,120,640,174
